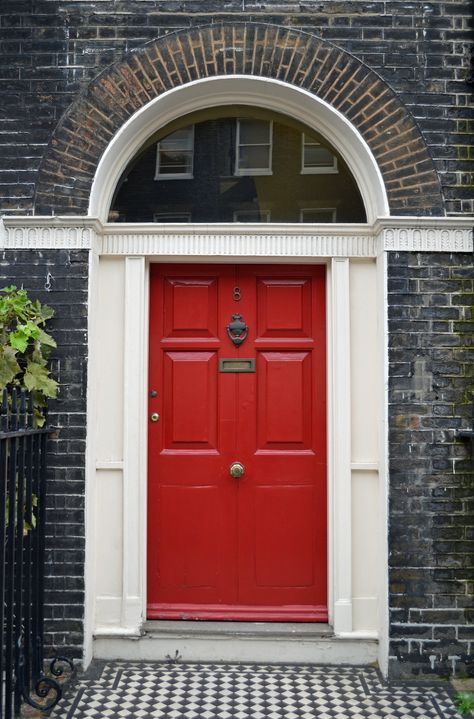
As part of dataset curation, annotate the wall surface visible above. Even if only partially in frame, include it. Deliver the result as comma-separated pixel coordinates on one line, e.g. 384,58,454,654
0,249,88,659
388,250,474,677
0,0,473,673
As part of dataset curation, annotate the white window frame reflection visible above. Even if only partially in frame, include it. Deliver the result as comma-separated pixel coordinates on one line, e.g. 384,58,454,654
301,134,338,175
235,119,273,176
155,126,194,180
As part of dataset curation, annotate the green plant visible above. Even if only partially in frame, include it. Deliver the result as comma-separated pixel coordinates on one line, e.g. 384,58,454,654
455,692,474,716
5,492,38,535
0,285,58,424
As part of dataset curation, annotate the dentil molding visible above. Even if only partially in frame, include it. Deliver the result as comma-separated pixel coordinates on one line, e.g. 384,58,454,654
0,217,472,256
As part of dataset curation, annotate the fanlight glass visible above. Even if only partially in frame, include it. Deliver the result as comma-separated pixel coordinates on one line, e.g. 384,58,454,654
109,106,366,223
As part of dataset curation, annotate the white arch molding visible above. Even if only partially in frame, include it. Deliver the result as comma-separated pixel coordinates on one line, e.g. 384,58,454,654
85,74,390,675
89,75,389,223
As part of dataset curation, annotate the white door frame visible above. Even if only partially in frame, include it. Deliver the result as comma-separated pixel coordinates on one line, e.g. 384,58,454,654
120,251,356,634
85,76,390,666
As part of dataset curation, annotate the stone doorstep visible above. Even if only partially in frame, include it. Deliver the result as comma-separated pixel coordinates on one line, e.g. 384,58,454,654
93,622,378,664
145,620,335,639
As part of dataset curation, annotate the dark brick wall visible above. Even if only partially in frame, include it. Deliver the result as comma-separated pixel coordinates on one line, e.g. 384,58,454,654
0,0,473,674
0,250,88,660
0,1,472,216
388,251,474,678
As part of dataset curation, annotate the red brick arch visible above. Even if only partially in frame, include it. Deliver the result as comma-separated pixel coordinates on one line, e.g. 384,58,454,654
34,22,444,217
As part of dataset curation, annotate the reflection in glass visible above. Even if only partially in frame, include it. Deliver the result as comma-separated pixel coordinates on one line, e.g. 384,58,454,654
156,126,194,179
236,119,272,174
302,134,338,174
109,107,366,223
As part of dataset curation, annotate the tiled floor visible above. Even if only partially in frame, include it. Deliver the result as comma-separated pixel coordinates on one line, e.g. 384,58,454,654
50,662,462,719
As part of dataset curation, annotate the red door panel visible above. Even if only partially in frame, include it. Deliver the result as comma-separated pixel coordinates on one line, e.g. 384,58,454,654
257,278,312,338
254,486,315,586
257,351,312,448
156,485,226,589
163,351,218,450
163,277,219,339
148,264,327,621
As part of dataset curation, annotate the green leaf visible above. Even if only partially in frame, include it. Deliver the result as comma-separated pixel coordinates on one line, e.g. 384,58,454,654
24,361,58,398
23,321,41,340
31,345,47,365
10,321,42,353
9,331,29,353
38,329,57,348
39,303,55,322
0,285,18,294
0,345,21,388
34,409,46,428
0,286,57,424
455,693,474,715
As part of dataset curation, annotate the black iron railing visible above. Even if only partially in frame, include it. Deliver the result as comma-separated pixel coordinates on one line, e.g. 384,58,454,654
0,388,72,719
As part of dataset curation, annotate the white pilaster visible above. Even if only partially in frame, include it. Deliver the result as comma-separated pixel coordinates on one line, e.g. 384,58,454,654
121,256,147,632
376,249,390,675
331,257,353,634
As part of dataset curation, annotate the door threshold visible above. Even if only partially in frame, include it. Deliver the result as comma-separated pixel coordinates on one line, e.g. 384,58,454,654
145,620,334,639
94,621,377,663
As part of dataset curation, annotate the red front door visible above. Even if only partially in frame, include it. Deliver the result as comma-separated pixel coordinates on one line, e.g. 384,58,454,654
147,264,327,621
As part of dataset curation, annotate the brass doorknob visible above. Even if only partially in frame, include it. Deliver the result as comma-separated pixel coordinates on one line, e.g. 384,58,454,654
229,461,245,478
150,412,160,422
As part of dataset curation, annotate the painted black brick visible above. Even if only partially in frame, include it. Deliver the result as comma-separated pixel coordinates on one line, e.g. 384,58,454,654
0,0,473,679
0,0,473,216
0,249,88,661
388,251,474,679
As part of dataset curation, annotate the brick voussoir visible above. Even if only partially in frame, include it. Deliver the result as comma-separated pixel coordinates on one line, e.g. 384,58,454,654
33,22,443,216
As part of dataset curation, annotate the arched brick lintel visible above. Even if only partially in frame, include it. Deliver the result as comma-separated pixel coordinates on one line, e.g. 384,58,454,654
34,22,445,218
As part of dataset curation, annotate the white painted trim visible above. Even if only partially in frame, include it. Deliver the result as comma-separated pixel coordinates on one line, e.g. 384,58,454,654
83,233,100,671
122,257,147,632
330,258,353,635
0,217,99,248
94,627,143,637
100,228,377,258
351,462,379,471
87,76,389,223
1,216,472,254
326,261,334,629
96,255,360,642
336,631,379,640
95,461,124,470
379,222,472,252
376,249,390,677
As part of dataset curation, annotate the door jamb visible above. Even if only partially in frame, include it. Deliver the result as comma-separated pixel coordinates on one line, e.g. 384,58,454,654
122,256,355,636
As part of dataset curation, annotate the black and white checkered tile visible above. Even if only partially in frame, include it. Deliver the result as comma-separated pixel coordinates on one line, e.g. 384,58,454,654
50,662,462,719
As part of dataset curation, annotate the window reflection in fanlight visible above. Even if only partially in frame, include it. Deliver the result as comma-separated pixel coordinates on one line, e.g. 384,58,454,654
108,106,366,224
